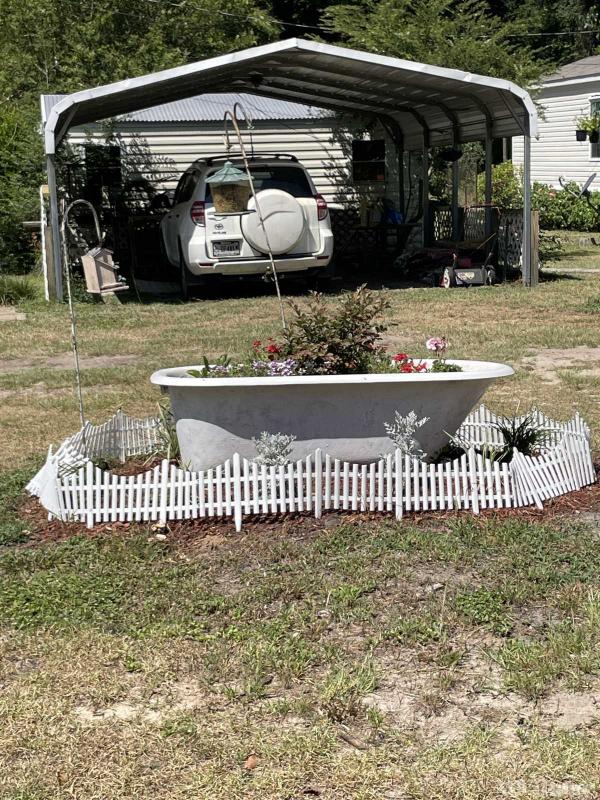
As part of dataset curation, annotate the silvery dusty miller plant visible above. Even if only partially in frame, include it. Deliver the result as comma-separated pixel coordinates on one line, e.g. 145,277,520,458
384,411,430,459
252,432,296,466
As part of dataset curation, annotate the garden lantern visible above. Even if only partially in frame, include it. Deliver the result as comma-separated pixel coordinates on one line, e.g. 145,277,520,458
206,160,251,213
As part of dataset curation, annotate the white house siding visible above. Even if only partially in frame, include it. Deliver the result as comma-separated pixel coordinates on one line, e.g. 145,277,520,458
513,78,600,189
65,119,402,205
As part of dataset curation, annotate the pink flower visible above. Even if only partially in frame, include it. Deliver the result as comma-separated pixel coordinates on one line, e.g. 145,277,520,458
426,336,447,354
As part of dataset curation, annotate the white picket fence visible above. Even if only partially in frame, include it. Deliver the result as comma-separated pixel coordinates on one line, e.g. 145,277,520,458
27,407,595,532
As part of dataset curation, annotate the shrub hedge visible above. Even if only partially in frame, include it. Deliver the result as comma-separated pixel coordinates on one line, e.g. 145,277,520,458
477,161,600,231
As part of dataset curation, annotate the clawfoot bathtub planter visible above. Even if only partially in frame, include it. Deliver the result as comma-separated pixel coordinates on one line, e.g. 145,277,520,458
151,360,514,471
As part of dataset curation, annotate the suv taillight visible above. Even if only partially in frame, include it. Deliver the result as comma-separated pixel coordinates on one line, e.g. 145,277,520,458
315,194,328,221
190,200,205,226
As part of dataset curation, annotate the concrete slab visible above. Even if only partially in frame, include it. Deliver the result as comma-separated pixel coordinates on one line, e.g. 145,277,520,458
0,306,26,322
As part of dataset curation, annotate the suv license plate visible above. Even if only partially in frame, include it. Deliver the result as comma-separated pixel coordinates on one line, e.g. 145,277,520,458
213,240,241,257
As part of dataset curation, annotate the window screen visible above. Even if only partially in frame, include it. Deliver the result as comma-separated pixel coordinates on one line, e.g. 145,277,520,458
83,144,122,209
352,139,386,182
592,99,600,159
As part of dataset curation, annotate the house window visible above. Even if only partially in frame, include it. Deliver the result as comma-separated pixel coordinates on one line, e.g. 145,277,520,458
591,99,600,159
352,139,386,182
84,144,122,209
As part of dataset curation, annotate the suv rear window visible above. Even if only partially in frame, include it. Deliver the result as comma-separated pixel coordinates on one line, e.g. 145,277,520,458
204,164,313,201
174,171,199,204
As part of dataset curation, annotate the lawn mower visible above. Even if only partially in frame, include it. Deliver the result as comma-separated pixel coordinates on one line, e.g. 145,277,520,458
396,204,499,288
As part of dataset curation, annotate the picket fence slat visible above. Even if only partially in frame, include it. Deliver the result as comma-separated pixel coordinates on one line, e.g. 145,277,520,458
27,405,595,531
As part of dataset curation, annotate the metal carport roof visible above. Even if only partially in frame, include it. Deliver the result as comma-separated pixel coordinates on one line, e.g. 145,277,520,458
44,37,537,155
43,38,539,298
41,91,329,125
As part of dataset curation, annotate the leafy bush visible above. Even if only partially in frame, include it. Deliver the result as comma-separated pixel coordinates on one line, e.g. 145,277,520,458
477,161,600,231
284,285,391,375
0,273,42,305
0,103,43,274
538,231,565,267
252,432,296,466
478,160,524,209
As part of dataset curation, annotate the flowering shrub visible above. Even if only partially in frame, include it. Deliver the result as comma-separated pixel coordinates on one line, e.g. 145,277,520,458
284,285,390,375
188,287,462,377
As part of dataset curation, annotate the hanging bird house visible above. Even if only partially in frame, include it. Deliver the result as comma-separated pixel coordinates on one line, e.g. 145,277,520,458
206,160,251,213
80,246,128,294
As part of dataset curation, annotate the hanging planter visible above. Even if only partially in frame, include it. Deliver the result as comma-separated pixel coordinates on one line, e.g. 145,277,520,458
206,160,251,214
575,114,600,143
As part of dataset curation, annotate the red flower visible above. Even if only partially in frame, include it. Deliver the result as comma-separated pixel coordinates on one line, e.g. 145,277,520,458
252,340,262,349
392,352,410,363
266,343,281,355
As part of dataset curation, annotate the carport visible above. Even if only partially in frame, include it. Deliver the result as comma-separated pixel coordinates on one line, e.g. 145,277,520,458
43,37,538,299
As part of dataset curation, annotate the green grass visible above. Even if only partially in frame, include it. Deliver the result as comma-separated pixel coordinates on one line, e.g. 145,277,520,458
545,229,600,271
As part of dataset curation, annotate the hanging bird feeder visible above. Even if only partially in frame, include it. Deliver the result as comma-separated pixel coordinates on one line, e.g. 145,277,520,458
206,160,251,214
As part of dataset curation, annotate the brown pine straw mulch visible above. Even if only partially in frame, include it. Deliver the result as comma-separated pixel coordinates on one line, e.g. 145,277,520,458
14,465,600,550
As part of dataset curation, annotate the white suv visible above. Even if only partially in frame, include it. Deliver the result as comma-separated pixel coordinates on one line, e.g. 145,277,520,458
160,154,334,296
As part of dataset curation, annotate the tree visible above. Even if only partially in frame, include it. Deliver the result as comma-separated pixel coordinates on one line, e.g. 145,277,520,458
0,0,280,272
495,0,599,65
321,0,547,87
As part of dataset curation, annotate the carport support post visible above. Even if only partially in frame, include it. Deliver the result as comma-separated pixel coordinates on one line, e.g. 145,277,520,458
522,132,537,286
46,153,63,301
422,135,430,246
451,156,460,241
484,125,493,236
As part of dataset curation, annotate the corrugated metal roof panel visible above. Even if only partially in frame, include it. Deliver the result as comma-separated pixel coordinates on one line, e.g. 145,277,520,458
41,91,329,124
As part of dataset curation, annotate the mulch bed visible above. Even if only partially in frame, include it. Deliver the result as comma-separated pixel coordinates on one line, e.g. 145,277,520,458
14,465,600,550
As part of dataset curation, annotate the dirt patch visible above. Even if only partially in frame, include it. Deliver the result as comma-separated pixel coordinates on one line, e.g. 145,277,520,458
365,652,600,744
0,383,74,400
73,679,209,725
0,354,138,373
538,691,600,730
0,382,123,400
521,347,600,384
